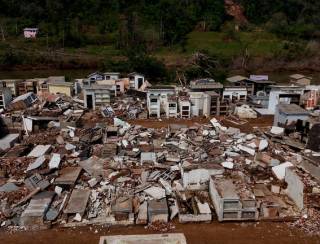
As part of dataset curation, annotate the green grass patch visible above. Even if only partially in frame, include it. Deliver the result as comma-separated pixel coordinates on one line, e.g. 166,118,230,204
185,31,283,57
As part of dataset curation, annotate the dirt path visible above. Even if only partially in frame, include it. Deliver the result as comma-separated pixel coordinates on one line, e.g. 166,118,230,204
0,222,319,244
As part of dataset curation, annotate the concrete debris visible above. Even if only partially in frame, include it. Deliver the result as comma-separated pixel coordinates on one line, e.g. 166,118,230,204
237,145,256,156
24,174,49,191
221,161,234,169
73,213,82,222
234,104,257,119
26,155,46,172
272,162,294,181
0,134,20,151
27,145,51,158
54,186,63,196
0,183,19,192
54,167,82,185
0,80,320,237
49,153,61,169
144,187,166,200
78,156,104,178
259,139,268,151
270,126,284,135
64,189,90,214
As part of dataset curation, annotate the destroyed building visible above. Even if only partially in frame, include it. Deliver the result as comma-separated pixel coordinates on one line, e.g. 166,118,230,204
0,70,320,237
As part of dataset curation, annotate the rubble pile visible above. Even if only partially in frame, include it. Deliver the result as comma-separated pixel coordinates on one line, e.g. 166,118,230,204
291,208,320,235
0,113,320,235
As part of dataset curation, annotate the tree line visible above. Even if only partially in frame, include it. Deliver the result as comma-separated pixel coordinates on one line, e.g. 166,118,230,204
0,0,319,49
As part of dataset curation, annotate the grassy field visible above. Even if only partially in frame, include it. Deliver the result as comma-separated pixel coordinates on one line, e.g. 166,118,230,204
154,31,284,65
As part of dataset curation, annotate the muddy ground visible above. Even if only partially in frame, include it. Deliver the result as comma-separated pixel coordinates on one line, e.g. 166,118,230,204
0,222,319,244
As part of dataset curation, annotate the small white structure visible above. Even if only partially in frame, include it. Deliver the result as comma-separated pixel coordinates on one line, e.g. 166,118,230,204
179,97,191,119
189,91,211,117
129,72,145,90
83,85,114,110
148,94,161,117
223,87,247,101
23,28,38,38
274,104,309,126
0,79,23,96
103,72,120,80
96,79,125,95
147,86,175,118
87,72,105,82
166,94,178,118
268,85,305,113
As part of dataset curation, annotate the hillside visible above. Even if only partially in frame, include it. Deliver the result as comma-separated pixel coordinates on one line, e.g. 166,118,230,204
0,0,320,81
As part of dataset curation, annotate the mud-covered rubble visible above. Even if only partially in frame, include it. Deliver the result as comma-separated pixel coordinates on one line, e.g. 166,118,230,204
0,114,320,235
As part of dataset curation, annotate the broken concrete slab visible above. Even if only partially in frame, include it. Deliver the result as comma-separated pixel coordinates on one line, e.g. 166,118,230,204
237,145,255,156
88,178,98,187
64,189,90,214
285,167,304,210
270,126,284,135
210,118,227,131
221,161,234,169
114,117,131,129
54,167,82,185
298,160,320,182
25,173,50,191
20,191,55,228
0,182,19,192
259,139,269,151
272,162,293,181
225,127,240,136
26,155,46,172
28,145,51,158
0,134,20,150
141,152,157,165
148,199,168,223
144,186,166,200
65,143,76,151
78,156,105,178
45,209,59,221
136,201,148,225
54,186,63,196
27,145,51,157
49,153,61,169
111,197,133,217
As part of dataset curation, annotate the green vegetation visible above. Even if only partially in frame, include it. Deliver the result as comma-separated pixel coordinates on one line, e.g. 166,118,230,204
0,0,320,82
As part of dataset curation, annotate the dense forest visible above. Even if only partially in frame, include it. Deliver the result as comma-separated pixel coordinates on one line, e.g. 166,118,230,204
0,0,320,81
1,0,320,46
